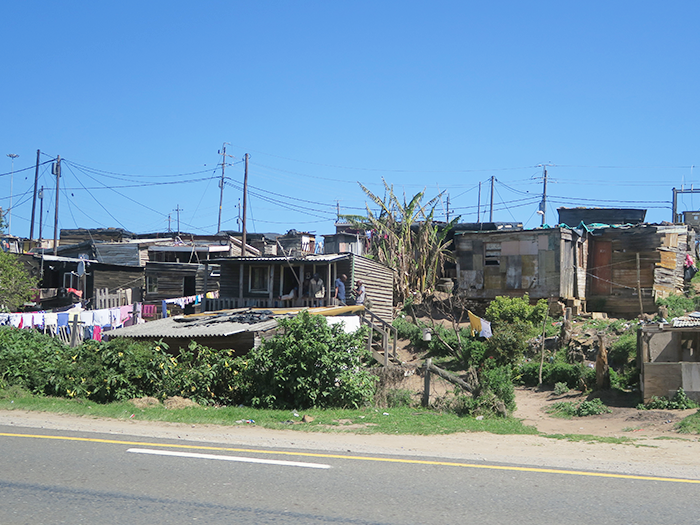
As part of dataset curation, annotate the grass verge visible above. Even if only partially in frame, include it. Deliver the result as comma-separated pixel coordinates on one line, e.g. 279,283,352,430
0,387,538,436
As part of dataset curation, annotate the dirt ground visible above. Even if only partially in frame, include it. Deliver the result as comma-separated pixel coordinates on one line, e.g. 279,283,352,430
1,387,700,481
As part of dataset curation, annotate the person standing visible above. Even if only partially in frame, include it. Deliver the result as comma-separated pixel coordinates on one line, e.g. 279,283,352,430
309,273,325,305
354,279,366,305
334,274,347,305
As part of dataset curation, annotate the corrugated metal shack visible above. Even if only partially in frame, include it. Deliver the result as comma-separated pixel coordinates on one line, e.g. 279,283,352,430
207,253,394,323
586,224,692,316
454,227,584,302
144,261,214,303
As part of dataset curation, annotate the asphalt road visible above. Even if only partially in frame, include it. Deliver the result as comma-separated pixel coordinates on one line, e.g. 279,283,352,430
0,425,697,525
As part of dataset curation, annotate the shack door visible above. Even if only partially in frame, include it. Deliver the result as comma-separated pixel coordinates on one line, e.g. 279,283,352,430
590,240,612,295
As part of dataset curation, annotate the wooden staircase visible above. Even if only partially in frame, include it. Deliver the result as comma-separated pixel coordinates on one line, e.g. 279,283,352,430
361,309,399,367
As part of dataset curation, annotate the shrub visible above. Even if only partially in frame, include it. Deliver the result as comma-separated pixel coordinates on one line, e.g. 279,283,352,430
554,382,569,395
517,361,594,390
484,294,547,326
548,398,611,418
230,310,377,409
385,388,415,408
608,333,637,367
479,365,516,413
637,388,699,410
657,294,694,319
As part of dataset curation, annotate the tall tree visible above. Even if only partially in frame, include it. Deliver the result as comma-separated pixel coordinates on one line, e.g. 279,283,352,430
0,251,38,312
344,179,458,304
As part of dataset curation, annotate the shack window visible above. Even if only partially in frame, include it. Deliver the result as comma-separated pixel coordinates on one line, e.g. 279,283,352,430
63,272,79,289
146,275,158,294
249,266,269,292
484,242,501,266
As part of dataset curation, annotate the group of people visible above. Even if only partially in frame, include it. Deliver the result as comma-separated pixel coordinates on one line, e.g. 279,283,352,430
333,274,365,306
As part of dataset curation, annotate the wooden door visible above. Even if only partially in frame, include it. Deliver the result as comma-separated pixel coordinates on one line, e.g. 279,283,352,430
590,240,612,295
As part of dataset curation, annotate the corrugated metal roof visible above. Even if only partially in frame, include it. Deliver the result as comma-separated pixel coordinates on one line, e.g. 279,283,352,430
212,254,351,264
672,315,700,328
109,310,280,339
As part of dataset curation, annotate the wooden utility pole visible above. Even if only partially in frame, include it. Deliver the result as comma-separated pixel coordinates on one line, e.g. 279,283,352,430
541,168,548,226
53,156,61,256
38,186,44,240
30,149,40,240
489,176,494,222
174,205,183,235
636,252,644,316
217,143,233,234
241,153,249,257
446,194,451,222
477,181,481,223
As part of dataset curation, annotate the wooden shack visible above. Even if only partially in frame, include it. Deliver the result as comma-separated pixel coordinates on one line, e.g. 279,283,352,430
144,261,214,302
453,227,585,303
207,253,394,323
586,224,692,316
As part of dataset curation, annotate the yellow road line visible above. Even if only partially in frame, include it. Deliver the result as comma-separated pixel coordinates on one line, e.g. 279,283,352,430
1,431,698,484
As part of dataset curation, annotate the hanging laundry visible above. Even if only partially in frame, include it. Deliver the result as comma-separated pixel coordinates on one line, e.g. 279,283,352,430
93,325,102,342
22,313,34,329
468,310,492,339
32,312,45,329
109,308,121,327
57,313,69,327
9,313,22,328
81,310,94,326
44,312,58,327
0,313,9,326
93,309,111,327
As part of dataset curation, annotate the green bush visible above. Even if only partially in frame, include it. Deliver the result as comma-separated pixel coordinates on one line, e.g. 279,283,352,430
608,333,637,367
484,294,547,326
548,398,611,418
385,388,415,408
657,294,694,319
517,361,595,390
637,388,699,410
229,310,377,409
479,365,516,413
554,382,569,395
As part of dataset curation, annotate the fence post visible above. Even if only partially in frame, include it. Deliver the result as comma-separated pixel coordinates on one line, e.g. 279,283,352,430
422,358,432,407
69,316,81,348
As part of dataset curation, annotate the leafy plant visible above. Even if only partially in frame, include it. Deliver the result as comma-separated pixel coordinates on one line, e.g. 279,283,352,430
554,382,569,395
657,294,694,319
548,398,611,418
0,252,38,312
637,388,699,410
342,180,458,303
229,310,377,409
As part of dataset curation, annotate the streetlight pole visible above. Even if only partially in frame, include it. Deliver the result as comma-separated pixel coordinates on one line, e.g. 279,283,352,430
6,153,19,236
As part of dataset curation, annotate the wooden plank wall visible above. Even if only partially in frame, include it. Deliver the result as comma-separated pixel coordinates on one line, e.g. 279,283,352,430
586,225,690,317
352,254,394,323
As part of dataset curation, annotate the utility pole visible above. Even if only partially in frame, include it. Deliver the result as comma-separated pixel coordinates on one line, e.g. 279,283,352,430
241,153,249,257
541,167,548,226
217,143,233,233
167,214,172,233
477,181,481,223
671,187,700,223
38,186,44,241
446,194,451,222
336,200,340,221
30,150,40,240
174,205,183,236
53,156,61,256
236,198,241,230
489,176,494,222
6,153,18,235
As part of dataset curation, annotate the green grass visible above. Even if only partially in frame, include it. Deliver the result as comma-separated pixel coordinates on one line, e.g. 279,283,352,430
0,387,538,436
676,409,700,434
542,433,637,445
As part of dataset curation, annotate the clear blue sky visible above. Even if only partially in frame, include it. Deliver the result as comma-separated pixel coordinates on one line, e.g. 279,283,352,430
2,1,699,239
